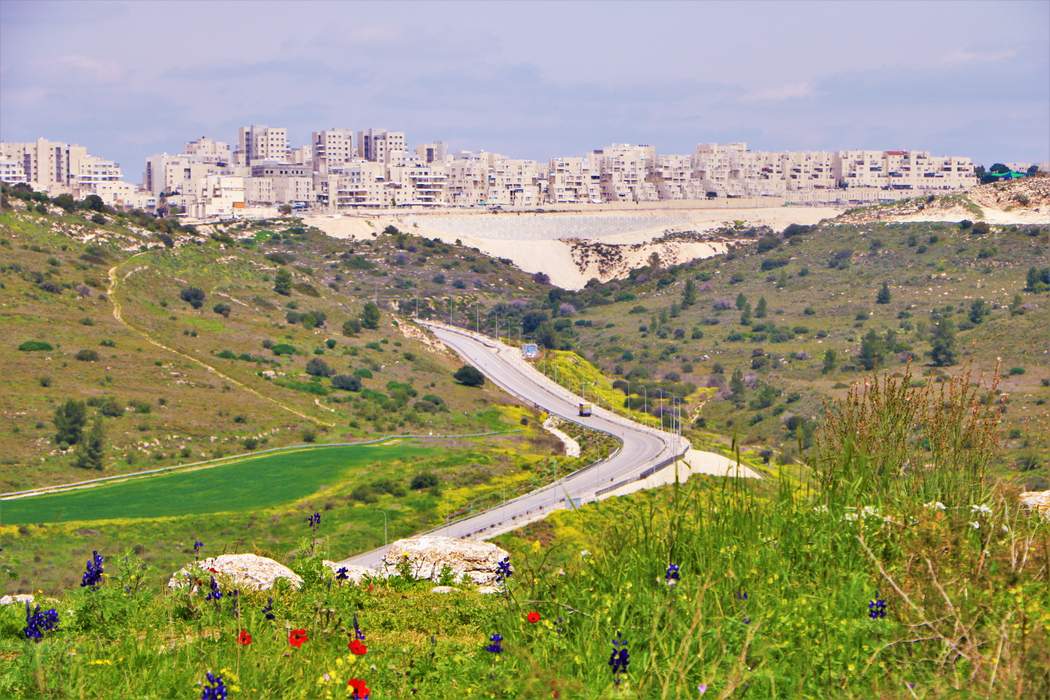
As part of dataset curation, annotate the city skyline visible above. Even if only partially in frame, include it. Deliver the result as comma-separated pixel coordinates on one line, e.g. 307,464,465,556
2,0,1047,171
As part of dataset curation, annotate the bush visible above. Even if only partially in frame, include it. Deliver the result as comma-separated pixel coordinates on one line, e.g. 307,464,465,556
271,343,296,356
179,287,205,309
305,358,334,377
971,221,990,235
75,349,99,362
331,374,361,391
18,340,53,352
90,213,107,225
410,473,440,490
342,318,361,336
453,365,485,387
212,303,231,318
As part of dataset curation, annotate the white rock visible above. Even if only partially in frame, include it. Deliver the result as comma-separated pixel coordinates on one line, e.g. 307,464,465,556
430,585,458,594
168,554,303,591
380,535,511,585
1020,490,1050,521
476,585,502,595
0,594,34,606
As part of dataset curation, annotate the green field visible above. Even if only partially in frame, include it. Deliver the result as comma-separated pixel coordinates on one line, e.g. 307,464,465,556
0,442,430,524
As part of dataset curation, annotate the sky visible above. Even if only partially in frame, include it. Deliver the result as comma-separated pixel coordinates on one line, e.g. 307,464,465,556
1,0,1048,178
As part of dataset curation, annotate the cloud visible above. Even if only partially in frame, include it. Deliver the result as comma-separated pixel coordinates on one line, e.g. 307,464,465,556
53,54,127,83
741,82,815,103
940,48,1017,65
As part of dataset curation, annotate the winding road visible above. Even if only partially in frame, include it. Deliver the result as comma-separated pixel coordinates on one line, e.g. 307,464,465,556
338,320,690,568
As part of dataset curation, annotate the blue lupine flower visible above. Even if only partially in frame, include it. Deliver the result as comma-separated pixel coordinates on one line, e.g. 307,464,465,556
353,613,366,641
262,597,275,621
193,540,204,557
735,590,748,601
608,632,630,684
201,672,227,700
495,557,512,583
307,512,321,529
868,593,887,620
80,551,104,588
665,563,680,586
23,602,59,641
484,633,503,653
336,566,349,581
206,576,222,602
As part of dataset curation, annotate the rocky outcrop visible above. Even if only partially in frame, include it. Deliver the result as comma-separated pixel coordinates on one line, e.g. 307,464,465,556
1019,490,1050,521
380,536,510,585
168,554,303,591
0,593,34,606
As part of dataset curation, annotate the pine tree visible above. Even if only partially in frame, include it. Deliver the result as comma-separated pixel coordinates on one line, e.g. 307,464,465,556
1026,267,1039,292
53,399,86,446
739,303,752,326
274,268,292,296
929,317,957,367
735,293,747,310
74,416,105,470
361,301,381,329
859,329,884,371
876,282,891,304
755,297,767,318
682,279,697,307
729,369,746,405
821,349,837,374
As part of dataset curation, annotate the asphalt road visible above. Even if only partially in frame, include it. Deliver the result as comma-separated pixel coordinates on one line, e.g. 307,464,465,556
338,321,689,569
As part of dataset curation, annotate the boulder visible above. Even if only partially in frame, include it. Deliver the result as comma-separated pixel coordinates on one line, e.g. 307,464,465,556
1019,490,1050,521
380,536,510,585
168,554,303,591
0,593,34,606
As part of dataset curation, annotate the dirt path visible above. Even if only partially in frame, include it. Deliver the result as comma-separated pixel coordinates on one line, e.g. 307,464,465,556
107,256,334,428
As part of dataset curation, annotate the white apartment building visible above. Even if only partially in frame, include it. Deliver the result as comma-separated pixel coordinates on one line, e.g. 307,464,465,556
547,155,602,204
416,142,448,164
316,161,388,209
235,125,289,166
185,175,246,219
358,129,406,163
144,154,223,196
0,159,27,184
0,138,88,191
184,137,231,164
311,129,355,173
74,155,123,189
594,144,659,202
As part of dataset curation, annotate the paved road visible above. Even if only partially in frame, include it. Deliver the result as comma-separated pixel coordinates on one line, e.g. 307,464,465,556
338,321,689,569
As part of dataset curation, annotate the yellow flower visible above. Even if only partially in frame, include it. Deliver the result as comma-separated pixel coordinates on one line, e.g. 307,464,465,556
88,659,112,666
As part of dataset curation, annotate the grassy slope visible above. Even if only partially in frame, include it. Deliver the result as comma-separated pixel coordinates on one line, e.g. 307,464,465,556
564,221,1050,483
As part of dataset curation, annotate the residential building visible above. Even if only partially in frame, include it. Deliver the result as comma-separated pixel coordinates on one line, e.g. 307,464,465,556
358,128,406,163
311,129,355,173
235,125,289,166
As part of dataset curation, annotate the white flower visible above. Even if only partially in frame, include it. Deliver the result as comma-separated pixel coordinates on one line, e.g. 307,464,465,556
969,521,980,530
970,504,992,516
924,501,946,511
579,549,590,558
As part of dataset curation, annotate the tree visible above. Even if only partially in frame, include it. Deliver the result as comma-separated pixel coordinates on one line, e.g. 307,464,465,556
52,193,76,212
213,303,231,318
410,473,439,490
74,416,105,470
180,287,205,309
681,279,697,308
821,349,837,374
274,269,292,296
729,369,746,406
342,318,361,336
453,364,485,387
54,399,87,445
82,194,105,212
928,317,957,367
754,296,767,318
739,303,752,326
305,358,334,377
969,299,989,325
278,204,292,215
859,330,885,371
361,301,380,330
331,374,361,391
876,282,891,305
735,293,748,310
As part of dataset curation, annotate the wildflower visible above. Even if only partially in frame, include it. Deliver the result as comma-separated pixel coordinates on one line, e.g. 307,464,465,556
349,638,367,656
336,566,349,581
969,521,980,530
924,501,946,511
347,677,371,699
579,549,591,558
735,590,749,601
665,563,680,586
23,602,59,641
352,613,366,641
527,611,541,624
237,629,252,646
193,540,204,557
262,597,275,621
80,551,104,588
206,576,223,602
201,672,227,700
484,632,503,653
868,593,887,620
495,556,513,583
698,683,709,695
288,628,309,648
307,512,321,529
608,632,630,685
971,504,992,517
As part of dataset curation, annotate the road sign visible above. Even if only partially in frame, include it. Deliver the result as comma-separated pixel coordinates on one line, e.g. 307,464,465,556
521,343,539,359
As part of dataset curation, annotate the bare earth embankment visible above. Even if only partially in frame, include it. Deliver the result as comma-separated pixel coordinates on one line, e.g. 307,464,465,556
307,205,842,288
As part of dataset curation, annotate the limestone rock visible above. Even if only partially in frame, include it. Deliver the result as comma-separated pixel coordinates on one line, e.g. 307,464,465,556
429,585,458,594
168,554,303,591
0,593,34,606
381,535,510,585
1020,490,1050,520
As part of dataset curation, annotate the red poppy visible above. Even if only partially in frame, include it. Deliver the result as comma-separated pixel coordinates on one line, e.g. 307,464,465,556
347,677,371,699
207,567,218,574
237,629,252,646
288,628,308,648
348,638,368,656
527,611,541,624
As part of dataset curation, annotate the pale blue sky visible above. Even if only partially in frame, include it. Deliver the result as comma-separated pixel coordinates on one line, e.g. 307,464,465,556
2,0,1047,175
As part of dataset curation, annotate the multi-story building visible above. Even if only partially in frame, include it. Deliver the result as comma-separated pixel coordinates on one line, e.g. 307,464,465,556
594,144,658,202
0,158,28,184
547,155,602,204
0,138,88,191
235,125,289,166
184,137,231,165
311,129,355,173
358,129,406,164
415,142,448,164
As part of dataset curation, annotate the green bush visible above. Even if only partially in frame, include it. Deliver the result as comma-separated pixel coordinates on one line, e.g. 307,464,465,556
18,340,53,352
453,365,485,387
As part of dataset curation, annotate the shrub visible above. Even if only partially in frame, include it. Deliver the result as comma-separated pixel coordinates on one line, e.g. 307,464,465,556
331,374,361,391
19,340,53,352
271,343,296,356
75,349,99,361
453,365,485,387
361,302,381,330
212,303,231,317
1007,366,1025,376
342,318,361,336
410,473,439,490
305,358,334,377
179,287,205,309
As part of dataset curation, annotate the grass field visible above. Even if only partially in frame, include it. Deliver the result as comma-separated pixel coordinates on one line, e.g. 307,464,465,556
0,442,433,524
